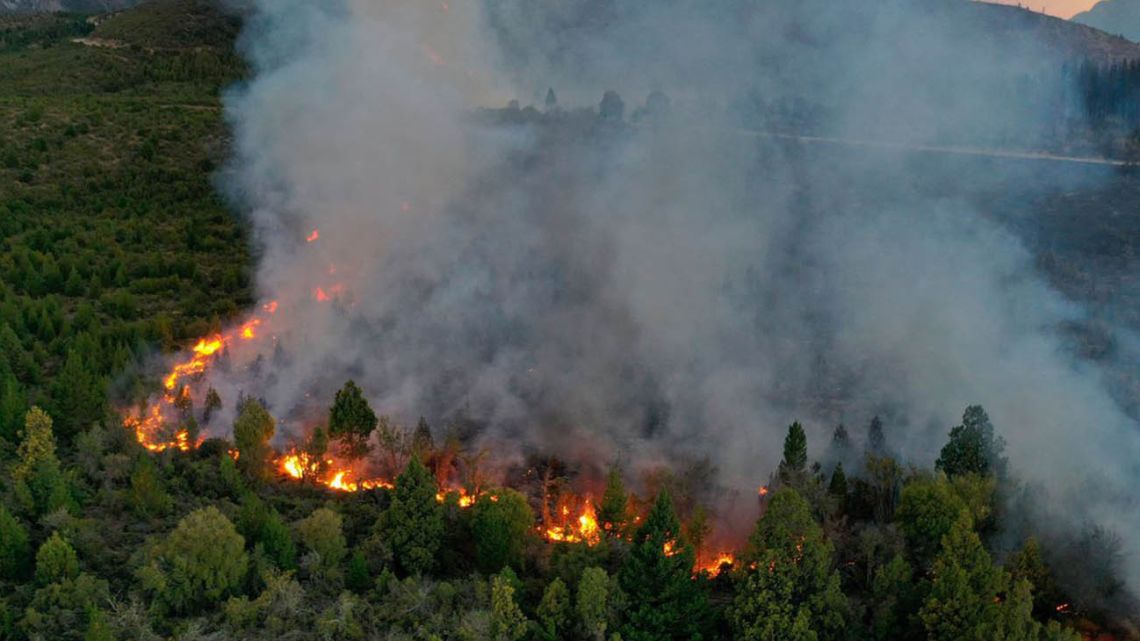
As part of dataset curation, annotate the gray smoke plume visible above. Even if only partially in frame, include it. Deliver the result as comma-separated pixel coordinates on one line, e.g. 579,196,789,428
208,0,1140,591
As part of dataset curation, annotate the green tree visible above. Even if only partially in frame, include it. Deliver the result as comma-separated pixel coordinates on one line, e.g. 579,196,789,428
919,517,1006,641
0,506,31,580
1006,537,1062,621
140,506,248,614
35,532,79,585
537,577,571,641
233,398,275,480
598,465,629,538
328,380,377,460
472,488,534,573
731,487,847,641
869,554,923,641
577,567,615,641
0,374,25,445
379,457,443,575
828,463,848,501
296,507,347,569
618,490,709,641
490,572,529,641
49,349,105,443
13,407,73,516
896,475,969,570
346,550,370,594
935,405,1007,478
128,456,172,517
779,421,808,480
14,406,56,482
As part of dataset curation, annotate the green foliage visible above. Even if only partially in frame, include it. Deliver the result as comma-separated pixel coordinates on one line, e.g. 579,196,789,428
732,487,847,641
537,577,571,641
297,507,347,570
935,405,1007,478
380,457,443,576
141,505,248,615
490,572,529,641
328,380,377,459
919,517,1006,641
129,455,172,517
234,398,275,480
869,554,923,641
35,531,79,585
471,488,534,574
618,490,709,641
20,572,110,641
13,406,56,482
599,465,629,538
0,505,31,580
346,550,370,594
577,567,619,641
779,421,808,479
11,408,75,516
896,475,969,569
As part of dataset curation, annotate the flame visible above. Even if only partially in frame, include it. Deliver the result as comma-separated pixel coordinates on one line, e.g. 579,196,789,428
306,229,320,243
702,552,735,576
758,485,769,497
1055,603,1071,614
263,300,279,314
544,499,601,545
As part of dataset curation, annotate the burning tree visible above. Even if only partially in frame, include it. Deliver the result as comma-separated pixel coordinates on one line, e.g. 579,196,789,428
328,380,378,461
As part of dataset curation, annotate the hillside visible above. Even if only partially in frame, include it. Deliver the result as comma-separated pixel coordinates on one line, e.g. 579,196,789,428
1074,0,1140,44
973,0,1140,63
0,0,138,13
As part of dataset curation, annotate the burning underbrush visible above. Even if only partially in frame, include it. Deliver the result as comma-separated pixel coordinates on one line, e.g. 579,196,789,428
120,241,741,575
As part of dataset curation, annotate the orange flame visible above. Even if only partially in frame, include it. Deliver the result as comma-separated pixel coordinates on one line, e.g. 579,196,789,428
306,229,320,243
701,552,735,576
544,499,601,545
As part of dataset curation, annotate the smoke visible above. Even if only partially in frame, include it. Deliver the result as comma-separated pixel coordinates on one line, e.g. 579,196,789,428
213,0,1140,589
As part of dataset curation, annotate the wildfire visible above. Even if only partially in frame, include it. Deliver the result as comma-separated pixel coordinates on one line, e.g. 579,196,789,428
701,552,736,576
306,229,320,243
544,499,601,545
758,485,769,497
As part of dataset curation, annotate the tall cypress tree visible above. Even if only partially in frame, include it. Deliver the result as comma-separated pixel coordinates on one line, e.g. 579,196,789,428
618,490,709,641
380,457,443,576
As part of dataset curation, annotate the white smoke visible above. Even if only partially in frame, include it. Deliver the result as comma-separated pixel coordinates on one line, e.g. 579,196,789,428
209,0,1140,590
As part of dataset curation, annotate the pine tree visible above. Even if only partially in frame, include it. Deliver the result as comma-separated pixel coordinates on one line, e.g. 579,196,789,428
233,398,275,480
472,488,534,573
537,577,571,641
598,465,628,537
490,572,529,641
618,490,710,641
936,405,1007,478
34,532,79,585
0,505,31,580
919,517,1006,641
732,487,847,641
867,415,886,454
328,381,378,460
380,457,443,576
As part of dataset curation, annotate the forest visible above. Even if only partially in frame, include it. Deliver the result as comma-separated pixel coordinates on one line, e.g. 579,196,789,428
1,1,1139,640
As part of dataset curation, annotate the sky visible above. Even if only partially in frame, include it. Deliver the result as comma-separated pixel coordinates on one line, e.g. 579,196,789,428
988,0,1102,18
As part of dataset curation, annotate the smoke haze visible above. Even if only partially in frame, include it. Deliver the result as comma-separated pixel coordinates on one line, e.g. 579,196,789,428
212,0,1140,589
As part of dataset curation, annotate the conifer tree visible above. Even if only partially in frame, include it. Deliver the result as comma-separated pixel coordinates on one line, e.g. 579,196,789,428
619,490,710,641
380,457,443,575
732,487,847,641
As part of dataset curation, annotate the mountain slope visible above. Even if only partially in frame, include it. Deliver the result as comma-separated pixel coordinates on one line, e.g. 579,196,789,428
0,0,139,13
1073,0,1140,43
973,1,1140,62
